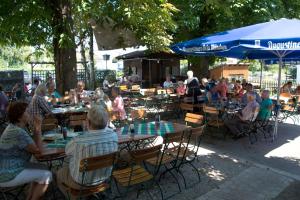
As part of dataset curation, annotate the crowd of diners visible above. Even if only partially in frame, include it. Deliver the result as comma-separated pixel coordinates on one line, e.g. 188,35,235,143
0,72,299,199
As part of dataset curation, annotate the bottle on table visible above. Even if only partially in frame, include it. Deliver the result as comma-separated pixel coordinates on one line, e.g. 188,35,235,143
62,127,68,140
129,123,135,137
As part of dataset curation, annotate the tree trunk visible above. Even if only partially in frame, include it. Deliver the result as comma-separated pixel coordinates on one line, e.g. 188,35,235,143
49,0,77,94
80,40,90,89
89,26,96,89
188,56,213,79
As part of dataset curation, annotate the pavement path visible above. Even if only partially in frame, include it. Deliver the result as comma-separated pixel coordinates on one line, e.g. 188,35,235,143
196,166,293,200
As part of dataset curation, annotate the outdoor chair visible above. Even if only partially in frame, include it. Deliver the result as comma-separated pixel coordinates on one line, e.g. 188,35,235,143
119,85,128,91
143,88,156,96
131,85,140,91
41,115,58,133
157,89,167,95
145,131,186,195
203,105,225,138
60,151,118,200
112,145,164,199
255,115,274,141
171,126,205,188
185,113,204,127
69,113,87,132
180,103,194,116
130,109,147,122
0,185,26,200
280,100,299,124
239,107,260,144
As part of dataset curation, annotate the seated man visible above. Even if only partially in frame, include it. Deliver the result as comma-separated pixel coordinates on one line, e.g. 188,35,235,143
225,93,260,139
163,75,173,88
241,83,262,105
57,105,118,199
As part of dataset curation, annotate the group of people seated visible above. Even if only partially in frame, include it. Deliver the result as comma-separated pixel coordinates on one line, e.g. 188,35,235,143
0,101,118,199
0,79,124,199
159,71,276,140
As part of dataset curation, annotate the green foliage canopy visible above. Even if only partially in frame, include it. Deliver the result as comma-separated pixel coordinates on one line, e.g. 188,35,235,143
0,0,177,52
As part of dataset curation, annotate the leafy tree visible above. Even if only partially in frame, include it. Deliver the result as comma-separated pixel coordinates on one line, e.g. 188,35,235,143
170,0,300,78
0,0,177,92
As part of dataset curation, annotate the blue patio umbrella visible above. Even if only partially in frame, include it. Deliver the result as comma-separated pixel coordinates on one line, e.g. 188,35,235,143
171,18,300,138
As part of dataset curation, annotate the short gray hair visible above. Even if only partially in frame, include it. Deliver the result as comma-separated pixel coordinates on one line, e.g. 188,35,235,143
87,105,109,129
187,70,193,78
95,88,105,100
35,83,47,96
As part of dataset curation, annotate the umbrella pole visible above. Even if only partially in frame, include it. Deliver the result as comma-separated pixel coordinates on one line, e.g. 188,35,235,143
259,60,263,89
274,56,283,141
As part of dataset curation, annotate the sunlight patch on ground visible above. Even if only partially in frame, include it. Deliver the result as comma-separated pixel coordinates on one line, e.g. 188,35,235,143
219,154,240,163
197,146,215,156
203,168,226,181
265,136,300,165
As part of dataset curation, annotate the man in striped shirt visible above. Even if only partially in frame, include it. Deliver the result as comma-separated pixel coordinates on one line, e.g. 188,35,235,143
57,105,118,199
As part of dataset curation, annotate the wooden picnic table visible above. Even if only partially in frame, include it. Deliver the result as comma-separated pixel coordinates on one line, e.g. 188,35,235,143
37,121,189,160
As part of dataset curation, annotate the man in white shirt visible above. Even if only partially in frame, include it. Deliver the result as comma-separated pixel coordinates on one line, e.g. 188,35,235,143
225,93,260,139
57,105,118,199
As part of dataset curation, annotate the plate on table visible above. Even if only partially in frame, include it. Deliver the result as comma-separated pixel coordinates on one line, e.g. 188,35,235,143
43,133,63,141
67,132,79,138
52,108,66,114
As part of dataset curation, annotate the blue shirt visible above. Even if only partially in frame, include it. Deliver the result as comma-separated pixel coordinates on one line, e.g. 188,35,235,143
0,124,34,183
241,91,262,105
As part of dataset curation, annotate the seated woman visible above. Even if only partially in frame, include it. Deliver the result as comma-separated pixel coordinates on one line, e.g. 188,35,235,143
111,87,126,121
0,102,52,200
215,78,228,100
257,90,273,120
280,81,293,94
234,80,244,98
176,81,185,96
46,81,62,105
224,93,260,139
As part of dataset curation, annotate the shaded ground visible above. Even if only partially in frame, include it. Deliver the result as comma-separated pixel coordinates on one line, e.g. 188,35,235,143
272,181,300,200
3,117,300,200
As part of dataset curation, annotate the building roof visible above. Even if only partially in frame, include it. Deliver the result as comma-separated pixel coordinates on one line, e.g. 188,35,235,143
210,64,249,71
116,50,183,60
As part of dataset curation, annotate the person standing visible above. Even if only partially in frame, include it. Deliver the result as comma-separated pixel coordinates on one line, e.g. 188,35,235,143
184,70,201,103
111,87,126,121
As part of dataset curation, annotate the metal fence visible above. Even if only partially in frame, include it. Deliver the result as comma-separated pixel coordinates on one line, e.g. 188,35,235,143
249,79,298,95
32,69,116,89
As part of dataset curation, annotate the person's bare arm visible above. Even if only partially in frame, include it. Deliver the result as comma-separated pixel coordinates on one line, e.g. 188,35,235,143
25,143,40,154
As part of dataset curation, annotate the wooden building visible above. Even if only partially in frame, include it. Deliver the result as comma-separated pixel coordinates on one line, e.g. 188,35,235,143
116,51,182,87
209,64,249,80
